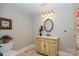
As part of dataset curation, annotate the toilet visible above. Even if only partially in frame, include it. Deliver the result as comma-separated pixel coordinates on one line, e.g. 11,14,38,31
0,40,17,56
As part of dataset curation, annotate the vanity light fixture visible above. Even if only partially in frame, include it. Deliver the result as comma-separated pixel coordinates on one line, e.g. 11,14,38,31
40,4,55,20
41,10,55,20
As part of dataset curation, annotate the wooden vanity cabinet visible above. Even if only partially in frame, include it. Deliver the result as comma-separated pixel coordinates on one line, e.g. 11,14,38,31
36,36,59,56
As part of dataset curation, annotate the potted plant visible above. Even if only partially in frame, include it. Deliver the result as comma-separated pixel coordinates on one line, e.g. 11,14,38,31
0,35,13,43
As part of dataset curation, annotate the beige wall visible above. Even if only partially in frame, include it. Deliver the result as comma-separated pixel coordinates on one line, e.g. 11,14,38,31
0,4,33,50
0,3,79,51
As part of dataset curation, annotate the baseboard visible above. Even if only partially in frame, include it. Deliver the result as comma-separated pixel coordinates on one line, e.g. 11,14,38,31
17,44,35,53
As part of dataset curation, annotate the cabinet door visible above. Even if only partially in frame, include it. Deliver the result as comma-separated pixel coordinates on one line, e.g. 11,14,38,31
36,39,41,52
44,40,50,55
36,39,45,54
49,40,54,55
44,39,53,55
45,39,55,56
52,40,58,55
40,39,45,54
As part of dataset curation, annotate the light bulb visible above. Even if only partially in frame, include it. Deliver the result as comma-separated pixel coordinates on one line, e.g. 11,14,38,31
48,13,50,16
51,12,54,15
42,14,44,17
44,12,46,17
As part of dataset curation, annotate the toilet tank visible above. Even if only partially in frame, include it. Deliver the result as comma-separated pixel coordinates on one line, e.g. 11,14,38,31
0,40,13,53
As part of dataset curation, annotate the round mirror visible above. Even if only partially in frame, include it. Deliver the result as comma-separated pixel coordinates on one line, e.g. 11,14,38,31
44,19,53,32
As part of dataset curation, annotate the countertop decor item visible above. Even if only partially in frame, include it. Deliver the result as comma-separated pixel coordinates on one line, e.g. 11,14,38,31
39,26,43,36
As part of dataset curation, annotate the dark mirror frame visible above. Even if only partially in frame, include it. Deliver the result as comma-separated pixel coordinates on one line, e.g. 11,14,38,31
44,19,53,32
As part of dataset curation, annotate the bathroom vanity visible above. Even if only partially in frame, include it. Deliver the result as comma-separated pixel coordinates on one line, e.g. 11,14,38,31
36,36,59,56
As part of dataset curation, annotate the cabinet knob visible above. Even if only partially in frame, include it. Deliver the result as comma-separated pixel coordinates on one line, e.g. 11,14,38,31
74,35,76,37
44,44,46,48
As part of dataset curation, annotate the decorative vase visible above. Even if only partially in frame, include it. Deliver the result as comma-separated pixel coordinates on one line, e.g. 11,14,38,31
39,26,43,36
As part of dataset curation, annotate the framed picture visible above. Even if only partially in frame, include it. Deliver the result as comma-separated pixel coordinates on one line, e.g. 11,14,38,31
0,17,12,30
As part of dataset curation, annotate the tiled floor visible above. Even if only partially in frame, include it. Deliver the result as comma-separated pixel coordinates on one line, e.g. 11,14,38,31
16,48,73,56
16,48,43,56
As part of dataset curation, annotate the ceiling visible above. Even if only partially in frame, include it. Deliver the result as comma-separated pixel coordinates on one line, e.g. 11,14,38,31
15,3,42,15
0,3,73,15
14,3,58,15
14,3,67,15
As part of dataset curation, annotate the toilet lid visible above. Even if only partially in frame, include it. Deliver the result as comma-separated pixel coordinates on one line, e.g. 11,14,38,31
3,50,17,56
